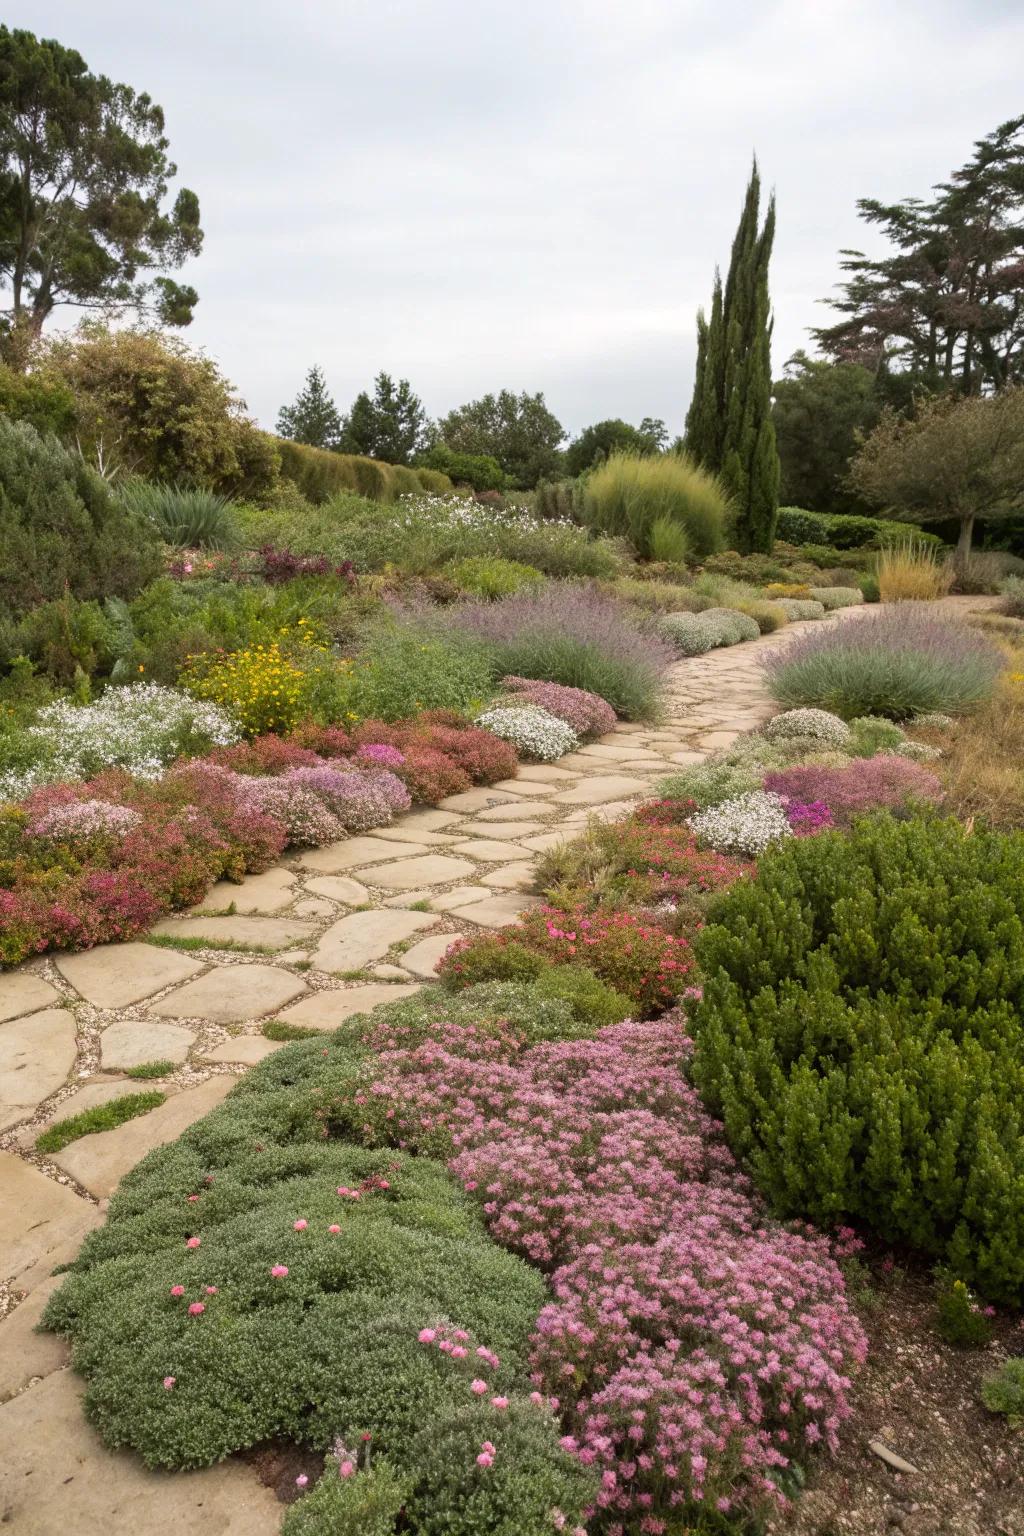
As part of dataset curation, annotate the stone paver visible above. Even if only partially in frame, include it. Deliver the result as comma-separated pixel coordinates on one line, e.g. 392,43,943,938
0,971,60,1023
518,831,573,853
277,982,422,1030
427,885,493,910
202,1036,284,1065
458,820,548,839
0,1153,102,1292
52,1076,235,1199
0,1009,78,1130
297,835,429,872
450,838,527,861
0,1370,282,1536
149,915,316,949
0,1274,67,1400
55,944,203,1008
304,875,370,904
314,910,438,971
513,764,579,782
552,774,649,805
99,1019,195,1070
191,867,297,914
437,787,519,812
362,854,477,890
400,933,459,977
481,863,537,889
150,965,307,1023
473,800,556,821
449,893,543,928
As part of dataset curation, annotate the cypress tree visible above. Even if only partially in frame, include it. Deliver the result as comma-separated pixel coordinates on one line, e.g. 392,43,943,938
276,366,342,449
685,162,780,552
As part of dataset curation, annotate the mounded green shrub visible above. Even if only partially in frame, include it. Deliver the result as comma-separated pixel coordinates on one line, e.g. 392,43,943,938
116,481,239,551
421,444,506,492
581,451,729,558
692,815,1024,1303
659,606,760,656
776,506,945,552
389,464,423,497
448,556,544,599
0,419,162,620
276,440,398,504
777,598,827,621
414,467,454,494
808,586,864,611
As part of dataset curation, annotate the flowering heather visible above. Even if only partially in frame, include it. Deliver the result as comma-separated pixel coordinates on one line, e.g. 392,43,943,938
256,544,356,585
25,799,144,842
242,764,410,840
475,706,578,763
499,676,617,738
764,605,1004,720
348,1011,867,1525
763,754,944,828
355,742,406,770
785,799,834,836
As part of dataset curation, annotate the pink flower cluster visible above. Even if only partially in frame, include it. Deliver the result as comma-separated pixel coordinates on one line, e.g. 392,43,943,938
25,798,144,841
238,763,411,843
763,754,943,829
500,676,617,739
782,799,834,836
351,1014,867,1525
355,742,407,770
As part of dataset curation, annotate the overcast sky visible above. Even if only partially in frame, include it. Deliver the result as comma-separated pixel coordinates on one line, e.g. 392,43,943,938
11,0,1024,439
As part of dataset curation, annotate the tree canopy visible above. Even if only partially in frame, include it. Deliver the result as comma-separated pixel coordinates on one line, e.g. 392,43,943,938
276,365,342,450
438,389,565,488
814,116,1024,394
848,388,1024,559
0,27,202,365
685,160,779,552
565,417,666,477
771,350,881,514
339,371,430,464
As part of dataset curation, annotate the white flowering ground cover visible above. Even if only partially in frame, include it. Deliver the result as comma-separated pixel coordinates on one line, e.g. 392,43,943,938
475,705,579,762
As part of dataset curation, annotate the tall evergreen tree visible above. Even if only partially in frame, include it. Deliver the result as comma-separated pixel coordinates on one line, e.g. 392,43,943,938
685,163,780,552
276,365,342,449
339,371,430,464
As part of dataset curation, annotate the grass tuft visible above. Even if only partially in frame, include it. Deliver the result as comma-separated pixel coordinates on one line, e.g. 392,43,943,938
36,1092,166,1153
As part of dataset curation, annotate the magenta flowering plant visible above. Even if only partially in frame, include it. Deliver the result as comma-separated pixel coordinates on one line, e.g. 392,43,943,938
763,753,943,828
498,676,617,738
355,742,407,770
783,798,834,836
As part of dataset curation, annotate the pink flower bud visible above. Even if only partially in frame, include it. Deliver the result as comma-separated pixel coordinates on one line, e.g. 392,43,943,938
169,1285,185,1297
162,1376,176,1390
293,1219,308,1231
270,1265,289,1278
185,1236,201,1249
188,1302,205,1316
470,1379,487,1395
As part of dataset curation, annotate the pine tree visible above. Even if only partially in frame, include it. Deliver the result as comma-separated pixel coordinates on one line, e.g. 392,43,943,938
685,163,780,552
276,365,342,449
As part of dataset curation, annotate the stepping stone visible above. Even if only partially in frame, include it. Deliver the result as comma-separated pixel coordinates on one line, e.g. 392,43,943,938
293,898,334,918
55,943,202,1009
518,832,573,853
149,916,316,950
448,893,542,929
576,743,664,761
0,1370,283,1536
202,1036,285,1065
698,730,741,749
0,1152,102,1294
0,971,59,1023
297,836,429,873
52,1076,234,1200
363,854,477,891
396,808,464,832
449,839,525,862
0,1009,77,1131
304,875,370,905
553,775,649,806
100,1019,194,1070
278,982,422,1030
400,933,459,978
366,826,461,846
473,800,555,821
457,820,547,839
667,750,707,766
513,764,578,782
150,966,308,1024
382,889,433,907
482,864,536,890
314,910,438,972
563,798,643,825
371,964,412,980
428,885,493,910
190,867,297,915
487,779,561,797
0,1275,68,1400
437,787,520,812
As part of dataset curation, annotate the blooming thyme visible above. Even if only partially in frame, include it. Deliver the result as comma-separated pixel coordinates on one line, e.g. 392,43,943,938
762,708,852,747
475,706,578,762
25,799,144,842
688,789,794,857
498,677,617,737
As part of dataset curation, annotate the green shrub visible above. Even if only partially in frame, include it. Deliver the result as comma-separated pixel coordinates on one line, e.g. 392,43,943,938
389,464,423,498
277,439,362,502
657,759,762,809
36,1092,166,1153
447,556,545,599
283,1458,411,1536
602,576,711,614
847,716,905,755
345,455,393,502
980,1357,1024,1428
808,585,864,611
117,481,239,551
934,1273,995,1348
343,623,493,721
0,359,76,435
582,451,729,558
414,468,454,495
659,607,760,656
693,815,1024,1303
421,444,505,491
777,598,827,620
4,593,118,686
351,978,612,1048
0,419,162,621
775,507,945,552
857,571,881,603
647,514,690,564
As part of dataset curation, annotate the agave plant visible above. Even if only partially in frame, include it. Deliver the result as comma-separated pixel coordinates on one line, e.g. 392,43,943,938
118,480,238,551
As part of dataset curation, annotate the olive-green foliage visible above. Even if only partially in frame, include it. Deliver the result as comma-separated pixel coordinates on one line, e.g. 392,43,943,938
693,815,1024,1303
41,1004,594,1527
934,1273,994,1348
980,1357,1024,1427
282,1459,412,1536
808,585,864,611
344,622,493,721
659,607,760,657
0,360,75,434
656,760,762,809
602,576,714,615
262,1019,322,1042
421,444,506,492
414,467,455,495
847,716,905,756
117,481,239,551
389,464,423,497
0,418,162,621
276,439,398,504
124,1060,175,1079
582,451,729,558
36,1093,166,1153
447,556,545,599
352,976,622,1048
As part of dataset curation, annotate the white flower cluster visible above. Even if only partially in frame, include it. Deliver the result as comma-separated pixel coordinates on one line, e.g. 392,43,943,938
474,705,578,762
895,740,943,762
910,712,954,730
396,494,576,535
763,709,852,747
659,607,760,657
688,790,793,857
0,685,240,803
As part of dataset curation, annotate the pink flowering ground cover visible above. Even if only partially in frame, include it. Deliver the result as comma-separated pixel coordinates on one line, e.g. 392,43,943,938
341,1010,868,1528
763,754,943,829
499,676,618,739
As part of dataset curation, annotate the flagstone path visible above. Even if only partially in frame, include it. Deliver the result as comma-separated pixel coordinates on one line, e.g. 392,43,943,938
0,600,989,1532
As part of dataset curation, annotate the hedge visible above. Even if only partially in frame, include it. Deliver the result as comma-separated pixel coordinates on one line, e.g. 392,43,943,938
776,506,945,552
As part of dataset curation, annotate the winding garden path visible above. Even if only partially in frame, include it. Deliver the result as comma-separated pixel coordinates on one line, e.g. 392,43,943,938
0,602,986,1533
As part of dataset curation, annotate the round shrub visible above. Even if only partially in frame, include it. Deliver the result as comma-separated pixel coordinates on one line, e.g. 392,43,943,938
762,753,944,828
657,759,761,810
498,676,616,738
693,815,1024,1303
581,451,729,559
659,606,759,657
808,586,865,611
847,715,906,755
776,598,827,621
474,705,577,762
762,708,852,748
447,556,544,599
687,789,793,857
764,604,1004,720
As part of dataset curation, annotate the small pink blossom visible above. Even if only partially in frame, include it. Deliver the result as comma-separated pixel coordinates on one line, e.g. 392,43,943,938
162,1376,176,1390
205,1286,218,1294
270,1265,289,1278
293,1219,308,1231
491,1395,509,1410
418,1328,437,1343
169,1285,185,1297
328,1224,341,1235
185,1236,201,1249
476,1452,494,1468
295,1475,308,1489
339,1460,355,1478
187,1302,205,1316
470,1379,488,1395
